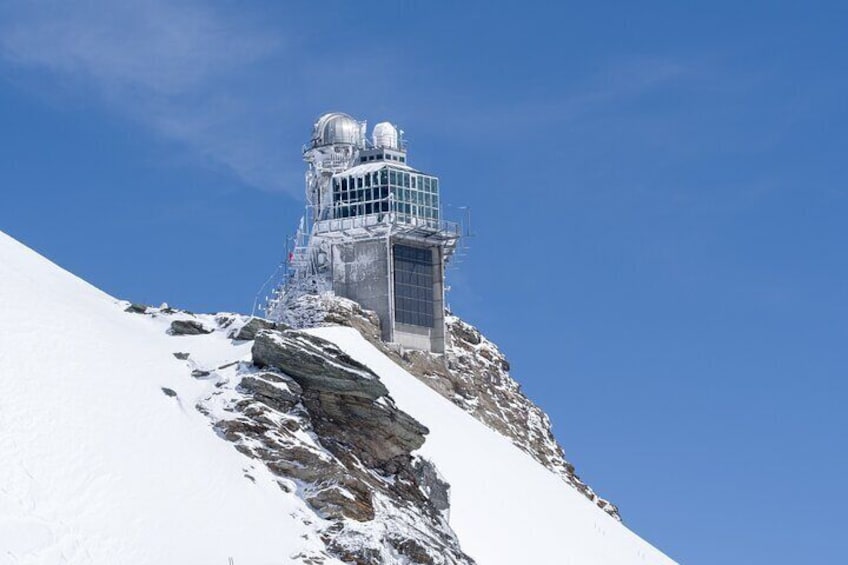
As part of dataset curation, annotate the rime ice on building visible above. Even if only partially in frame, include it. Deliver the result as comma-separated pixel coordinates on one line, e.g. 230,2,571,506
265,112,461,353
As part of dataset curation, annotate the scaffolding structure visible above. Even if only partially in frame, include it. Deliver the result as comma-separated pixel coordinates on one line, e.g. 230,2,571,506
258,113,463,352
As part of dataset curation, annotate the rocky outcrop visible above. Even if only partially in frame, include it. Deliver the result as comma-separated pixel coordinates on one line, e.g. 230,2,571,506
222,330,472,563
279,292,384,345
133,292,620,562
407,315,620,520
230,317,287,341
125,302,475,564
251,330,428,471
253,331,389,399
124,303,148,314
282,292,621,520
168,319,212,335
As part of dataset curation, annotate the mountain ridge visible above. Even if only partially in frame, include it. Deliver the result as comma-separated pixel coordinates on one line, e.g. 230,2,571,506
0,229,675,564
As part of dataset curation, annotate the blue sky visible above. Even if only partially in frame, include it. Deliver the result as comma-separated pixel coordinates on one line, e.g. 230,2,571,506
2,2,846,562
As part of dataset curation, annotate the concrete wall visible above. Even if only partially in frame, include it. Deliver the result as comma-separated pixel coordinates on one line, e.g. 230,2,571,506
430,245,446,353
394,323,434,351
390,239,446,354
331,239,392,341
330,237,447,353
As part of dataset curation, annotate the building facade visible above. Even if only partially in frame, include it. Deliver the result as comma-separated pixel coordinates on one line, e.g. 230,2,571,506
268,112,460,353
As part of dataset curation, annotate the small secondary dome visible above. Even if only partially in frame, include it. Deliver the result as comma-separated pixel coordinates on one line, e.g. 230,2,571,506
311,112,364,148
372,122,399,150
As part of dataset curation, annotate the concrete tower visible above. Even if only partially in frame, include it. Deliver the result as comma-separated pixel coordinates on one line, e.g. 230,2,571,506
268,112,460,353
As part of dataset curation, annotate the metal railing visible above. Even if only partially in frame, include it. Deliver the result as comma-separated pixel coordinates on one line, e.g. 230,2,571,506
313,213,460,238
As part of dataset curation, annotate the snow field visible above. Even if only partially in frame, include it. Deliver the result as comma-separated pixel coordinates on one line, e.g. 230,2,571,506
0,228,675,564
309,327,677,565
0,231,336,565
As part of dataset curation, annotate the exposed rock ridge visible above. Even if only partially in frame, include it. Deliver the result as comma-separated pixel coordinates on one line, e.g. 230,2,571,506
230,329,474,564
282,292,621,520
134,304,474,564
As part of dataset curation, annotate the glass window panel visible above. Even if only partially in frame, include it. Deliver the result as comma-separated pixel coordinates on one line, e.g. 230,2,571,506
393,245,434,328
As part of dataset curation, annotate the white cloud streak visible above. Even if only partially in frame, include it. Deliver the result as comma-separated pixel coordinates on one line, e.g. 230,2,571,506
0,0,300,193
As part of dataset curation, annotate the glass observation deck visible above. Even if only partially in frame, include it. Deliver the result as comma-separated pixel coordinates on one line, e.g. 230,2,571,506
329,162,440,228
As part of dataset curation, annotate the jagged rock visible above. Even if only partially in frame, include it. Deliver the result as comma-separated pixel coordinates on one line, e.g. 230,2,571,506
325,542,383,565
124,303,148,314
277,292,386,348
252,331,388,399
231,317,287,341
138,304,473,563
452,322,481,346
215,418,269,443
282,293,621,521
307,483,374,522
237,374,302,412
195,322,473,563
168,319,212,336
389,537,436,565
263,445,332,484
252,329,426,467
215,314,237,329
303,389,427,468
413,458,451,515
409,315,621,520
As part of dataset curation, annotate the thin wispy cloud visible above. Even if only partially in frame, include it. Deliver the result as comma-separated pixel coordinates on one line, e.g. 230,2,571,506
0,1,767,202
0,0,302,193
410,56,700,141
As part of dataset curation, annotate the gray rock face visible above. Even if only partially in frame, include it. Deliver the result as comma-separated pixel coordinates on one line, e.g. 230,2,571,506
168,319,212,335
140,303,474,562
209,327,473,564
282,292,621,521
412,315,620,520
230,317,287,341
253,331,388,399
279,292,384,344
252,330,426,469
237,374,301,412
413,458,452,516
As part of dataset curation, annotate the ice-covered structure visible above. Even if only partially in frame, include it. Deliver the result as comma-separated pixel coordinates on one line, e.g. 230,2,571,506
265,112,461,353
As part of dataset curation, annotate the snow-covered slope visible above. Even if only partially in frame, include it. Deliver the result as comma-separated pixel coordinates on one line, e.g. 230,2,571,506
309,327,675,565
0,231,335,564
0,229,675,564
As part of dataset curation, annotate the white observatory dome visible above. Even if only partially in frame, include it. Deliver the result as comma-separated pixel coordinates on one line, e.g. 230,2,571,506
311,112,364,147
372,121,399,149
